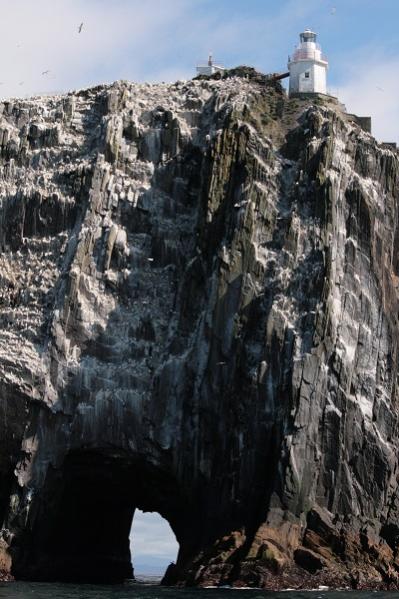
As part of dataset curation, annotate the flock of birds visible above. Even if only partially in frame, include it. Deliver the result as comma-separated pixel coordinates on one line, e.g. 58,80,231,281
0,22,84,89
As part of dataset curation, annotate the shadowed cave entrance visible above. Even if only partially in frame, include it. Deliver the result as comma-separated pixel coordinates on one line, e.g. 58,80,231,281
18,450,191,583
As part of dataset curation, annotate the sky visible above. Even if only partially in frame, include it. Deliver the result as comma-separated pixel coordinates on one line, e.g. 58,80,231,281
130,509,179,575
0,0,398,141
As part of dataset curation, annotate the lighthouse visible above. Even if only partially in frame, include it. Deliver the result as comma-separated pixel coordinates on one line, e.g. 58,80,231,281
196,54,225,77
288,30,328,96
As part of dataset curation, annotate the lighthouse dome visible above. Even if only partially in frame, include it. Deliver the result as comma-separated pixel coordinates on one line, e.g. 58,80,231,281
300,29,317,43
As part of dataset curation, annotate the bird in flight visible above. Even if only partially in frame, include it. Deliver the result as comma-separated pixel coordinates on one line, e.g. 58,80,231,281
78,22,84,33
42,70,51,76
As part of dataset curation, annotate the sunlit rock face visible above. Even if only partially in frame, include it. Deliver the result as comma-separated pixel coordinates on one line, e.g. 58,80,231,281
1,69,399,589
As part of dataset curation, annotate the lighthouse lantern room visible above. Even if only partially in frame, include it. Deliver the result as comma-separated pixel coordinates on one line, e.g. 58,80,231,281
288,30,328,95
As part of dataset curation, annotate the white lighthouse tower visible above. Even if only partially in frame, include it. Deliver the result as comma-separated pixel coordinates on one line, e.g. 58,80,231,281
288,30,328,96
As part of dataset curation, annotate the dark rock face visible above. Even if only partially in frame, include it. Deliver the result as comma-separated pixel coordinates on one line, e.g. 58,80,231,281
0,74,399,589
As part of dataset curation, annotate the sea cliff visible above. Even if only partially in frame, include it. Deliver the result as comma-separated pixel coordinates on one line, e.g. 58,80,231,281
0,70,399,589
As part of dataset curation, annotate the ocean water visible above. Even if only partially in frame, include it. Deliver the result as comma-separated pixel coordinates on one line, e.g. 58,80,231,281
0,581,393,599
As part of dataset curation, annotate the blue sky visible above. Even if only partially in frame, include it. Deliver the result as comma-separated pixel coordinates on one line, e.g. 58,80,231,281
1,0,398,140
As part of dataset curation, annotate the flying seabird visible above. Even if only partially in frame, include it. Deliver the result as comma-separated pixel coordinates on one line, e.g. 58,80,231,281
78,22,84,33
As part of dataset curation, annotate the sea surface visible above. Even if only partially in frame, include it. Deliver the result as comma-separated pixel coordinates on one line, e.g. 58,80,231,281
0,580,395,599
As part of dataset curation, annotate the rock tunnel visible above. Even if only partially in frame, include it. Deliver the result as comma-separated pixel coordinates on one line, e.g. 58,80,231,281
12,450,194,583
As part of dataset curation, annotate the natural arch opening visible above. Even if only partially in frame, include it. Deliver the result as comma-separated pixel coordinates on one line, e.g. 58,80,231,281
130,509,179,580
13,449,196,584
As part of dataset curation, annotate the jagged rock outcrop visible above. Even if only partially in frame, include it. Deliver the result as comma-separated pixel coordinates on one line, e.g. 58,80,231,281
0,71,399,589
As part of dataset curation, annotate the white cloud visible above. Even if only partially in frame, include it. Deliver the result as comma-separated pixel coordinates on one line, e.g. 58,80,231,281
338,55,399,143
0,0,194,98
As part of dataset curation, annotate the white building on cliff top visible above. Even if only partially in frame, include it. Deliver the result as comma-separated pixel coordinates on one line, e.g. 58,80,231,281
288,30,328,96
196,54,225,77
